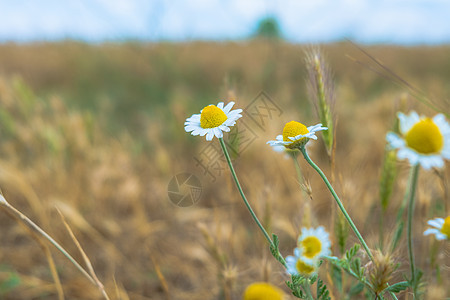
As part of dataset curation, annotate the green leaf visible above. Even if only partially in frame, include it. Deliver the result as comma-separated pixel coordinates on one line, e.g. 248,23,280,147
286,278,305,298
348,282,365,296
325,256,349,271
316,278,331,300
272,233,279,247
335,213,349,254
385,281,409,293
331,264,343,292
408,269,425,297
379,149,398,211
391,221,404,252
269,234,285,266
345,244,361,261
350,257,362,277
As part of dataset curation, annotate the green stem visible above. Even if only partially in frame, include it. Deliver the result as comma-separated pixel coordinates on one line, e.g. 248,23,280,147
407,164,420,294
219,138,286,266
390,166,416,253
300,147,399,300
303,279,314,300
300,147,374,261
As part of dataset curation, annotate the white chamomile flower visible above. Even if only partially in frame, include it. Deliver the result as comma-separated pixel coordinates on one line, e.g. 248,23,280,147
386,111,450,169
424,216,450,241
184,101,242,141
297,226,331,264
267,121,327,149
286,248,318,277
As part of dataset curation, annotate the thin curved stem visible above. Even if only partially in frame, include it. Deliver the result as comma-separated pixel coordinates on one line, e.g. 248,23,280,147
390,165,416,253
300,147,399,300
219,138,286,266
407,164,420,295
300,147,374,261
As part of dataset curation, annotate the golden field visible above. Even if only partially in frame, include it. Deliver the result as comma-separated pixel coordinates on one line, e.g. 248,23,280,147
0,41,448,299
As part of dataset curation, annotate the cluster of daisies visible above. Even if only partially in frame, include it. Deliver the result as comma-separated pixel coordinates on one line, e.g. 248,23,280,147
185,102,450,244
285,227,331,277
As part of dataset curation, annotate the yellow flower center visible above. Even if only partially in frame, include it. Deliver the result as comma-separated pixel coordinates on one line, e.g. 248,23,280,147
301,236,322,259
200,105,227,129
441,216,450,238
282,121,309,148
405,118,444,154
296,259,315,275
243,282,284,300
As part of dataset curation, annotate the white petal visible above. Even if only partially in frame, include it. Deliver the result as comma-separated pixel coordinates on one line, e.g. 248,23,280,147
307,123,327,133
307,123,322,131
432,114,449,133
276,135,283,141
398,111,420,134
193,128,206,136
224,120,236,127
199,129,208,136
315,126,328,132
267,140,283,146
418,155,444,170
217,102,224,109
435,232,448,240
213,127,223,138
428,218,445,228
186,114,201,123
286,256,297,264
227,110,243,119
206,131,214,141
219,125,230,132
386,133,404,149
224,111,242,125
397,148,419,165
185,125,198,132
223,102,235,113
271,145,285,152
228,108,243,115
424,228,440,236
441,143,450,159
317,226,326,234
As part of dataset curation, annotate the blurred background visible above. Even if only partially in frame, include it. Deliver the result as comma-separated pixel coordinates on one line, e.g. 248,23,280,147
0,1,449,299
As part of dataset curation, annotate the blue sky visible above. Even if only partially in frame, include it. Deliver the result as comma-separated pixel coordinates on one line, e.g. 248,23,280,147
1,0,449,44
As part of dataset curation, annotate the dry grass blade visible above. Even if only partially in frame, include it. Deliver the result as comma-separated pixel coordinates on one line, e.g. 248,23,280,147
150,254,170,300
41,243,65,300
0,192,65,300
0,194,96,285
113,276,131,300
56,207,111,300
